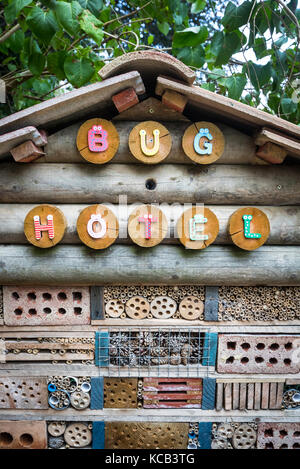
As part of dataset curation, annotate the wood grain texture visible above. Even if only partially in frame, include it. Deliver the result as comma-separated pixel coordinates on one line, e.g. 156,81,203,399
177,207,219,249
0,245,299,285
128,121,172,164
128,204,168,247
254,127,300,159
0,420,47,449
24,204,66,248
76,204,119,249
113,97,190,122
2,163,299,205
229,207,270,251
76,119,119,164
182,122,225,164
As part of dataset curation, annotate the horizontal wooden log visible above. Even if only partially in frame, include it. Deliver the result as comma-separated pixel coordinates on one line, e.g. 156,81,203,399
0,204,299,245
1,163,299,205
42,121,257,165
0,245,299,286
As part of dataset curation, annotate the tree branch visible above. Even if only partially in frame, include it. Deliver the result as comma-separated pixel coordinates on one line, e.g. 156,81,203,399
0,24,21,44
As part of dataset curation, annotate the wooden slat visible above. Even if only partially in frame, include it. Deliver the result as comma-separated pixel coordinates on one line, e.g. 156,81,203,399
247,383,254,410
254,382,262,410
92,421,105,449
143,393,201,400
269,382,278,409
5,352,93,361
261,382,270,409
5,342,93,350
232,383,240,410
216,382,223,411
90,286,104,321
239,383,247,410
204,286,219,321
275,382,284,410
255,127,300,159
224,382,232,410
0,127,46,160
201,378,216,410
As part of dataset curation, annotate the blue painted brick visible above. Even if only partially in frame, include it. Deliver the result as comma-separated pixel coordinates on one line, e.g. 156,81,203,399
90,377,104,410
92,421,105,449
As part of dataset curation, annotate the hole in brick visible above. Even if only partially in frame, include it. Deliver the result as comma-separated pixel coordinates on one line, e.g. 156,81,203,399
293,432,300,437
241,357,249,364
269,357,278,364
19,433,33,447
265,442,274,449
58,292,67,301
255,356,264,363
73,292,82,301
42,293,51,300
12,292,19,300
74,307,82,315
264,429,273,437
285,342,293,350
14,308,22,316
43,308,51,314
227,342,236,350
279,444,288,449
256,343,265,350
226,356,234,364
279,430,288,438
284,359,291,366
241,342,250,351
293,443,300,448
28,308,37,315
269,343,279,351
0,432,13,445
27,292,36,300
58,308,66,315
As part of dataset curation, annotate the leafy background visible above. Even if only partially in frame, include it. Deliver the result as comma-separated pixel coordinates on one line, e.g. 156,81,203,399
0,0,299,123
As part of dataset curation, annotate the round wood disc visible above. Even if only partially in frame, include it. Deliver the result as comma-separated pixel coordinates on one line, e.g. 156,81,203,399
48,422,66,437
64,423,92,447
105,299,125,318
125,296,150,319
70,391,90,410
128,121,172,164
229,207,270,251
179,296,204,320
182,121,225,164
232,424,256,449
177,207,219,249
76,118,119,164
24,204,66,248
76,204,119,249
150,296,177,319
128,204,168,247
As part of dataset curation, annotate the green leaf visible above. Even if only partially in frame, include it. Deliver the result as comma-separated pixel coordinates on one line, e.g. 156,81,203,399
28,51,46,76
210,31,223,56
7,29,25,53
222,1,252,31
253,37,267,60
47,51,67,80
4,0,32,24
280,97,297,117
64,55,94,87
147,34,154,45
55,1,83,36
215,31,246,66
79,10,103,44
157,21,170,36
27,7,59,45
224,76,247,100
191,0,206,14
247,61,273,91
77,0,103,18
173,26,208,48
177,44,205,68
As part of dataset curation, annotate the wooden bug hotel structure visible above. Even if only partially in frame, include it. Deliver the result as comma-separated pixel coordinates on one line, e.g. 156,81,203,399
0,51,299,450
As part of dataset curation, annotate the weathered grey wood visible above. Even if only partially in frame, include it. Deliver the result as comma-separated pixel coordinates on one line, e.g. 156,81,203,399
41,121,256,165
113,97,190,122
204,286,219,321
0,72,145,134
0,127,46,160
0,245,299,285
90,286,104,321
1,204,299,246
1,163,299,205
216,382,223,411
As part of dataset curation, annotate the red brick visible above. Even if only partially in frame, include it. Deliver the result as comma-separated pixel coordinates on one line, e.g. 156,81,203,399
112,87,139,113
10,140,44,162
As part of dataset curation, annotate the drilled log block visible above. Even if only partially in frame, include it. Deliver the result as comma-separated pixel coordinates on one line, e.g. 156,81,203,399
0,421,47,449
0,377,48,409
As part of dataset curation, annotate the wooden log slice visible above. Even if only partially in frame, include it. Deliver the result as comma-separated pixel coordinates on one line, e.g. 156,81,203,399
76,118,119,164
105,299,125,318
150,296,177,319
64,423,92,447
229,207,270,251
128,204,168,247
177,207,219,249
179,296,204,320
24,204,66,248
128,121,172,164
76,204,119,249
182,122,225,164
125,296,150,319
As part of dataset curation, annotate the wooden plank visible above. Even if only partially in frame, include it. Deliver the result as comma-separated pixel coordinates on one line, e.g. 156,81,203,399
247,383,254,410
275,382,284,410
198,422,212,449
261,382,270,409
269,382,278,409
92,421,105,449
1,245,300,286
254,382,262,410
155,76,300,140
90,377,104,410
0,72,145,134
201,378,216,410
113,97,190,122
5,342,93,350
0,127,46,160
215,382,223,411
2,163,299,205
204,287,219,321
254,127,300,159
1,204,300,246
239,383,247,410
90,286,104,321
224,382,232,410
5,353,93,361
232,383,240,410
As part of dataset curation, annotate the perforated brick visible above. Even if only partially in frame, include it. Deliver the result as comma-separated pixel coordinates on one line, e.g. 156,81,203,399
217,335,300,374
257,423,300,449
3,286,90,325
0,377,48,409
0,421,47,449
